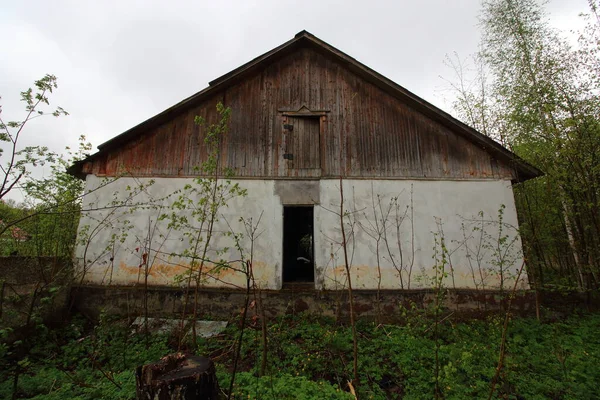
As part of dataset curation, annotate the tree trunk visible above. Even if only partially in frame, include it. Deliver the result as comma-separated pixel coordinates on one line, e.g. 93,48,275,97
136,353,219,400
561,198,584,290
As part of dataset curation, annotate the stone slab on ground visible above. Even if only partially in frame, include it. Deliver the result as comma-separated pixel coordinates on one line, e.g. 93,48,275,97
131,317,228,337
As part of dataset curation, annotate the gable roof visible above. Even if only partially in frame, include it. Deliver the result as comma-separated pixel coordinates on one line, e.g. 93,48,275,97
68,30,542,181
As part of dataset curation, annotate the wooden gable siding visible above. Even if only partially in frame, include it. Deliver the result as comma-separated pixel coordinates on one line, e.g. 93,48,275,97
81,47,516,180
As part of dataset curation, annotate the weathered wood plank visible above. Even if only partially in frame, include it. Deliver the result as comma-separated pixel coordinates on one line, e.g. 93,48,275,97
82,46,517,181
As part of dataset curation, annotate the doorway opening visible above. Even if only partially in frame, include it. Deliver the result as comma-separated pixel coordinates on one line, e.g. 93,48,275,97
283,206,315,284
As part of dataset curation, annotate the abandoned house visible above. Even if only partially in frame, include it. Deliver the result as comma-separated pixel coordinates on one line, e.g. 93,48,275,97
68,31,541,293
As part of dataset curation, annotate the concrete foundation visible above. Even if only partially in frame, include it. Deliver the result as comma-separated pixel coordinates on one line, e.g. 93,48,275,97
72,284,541,322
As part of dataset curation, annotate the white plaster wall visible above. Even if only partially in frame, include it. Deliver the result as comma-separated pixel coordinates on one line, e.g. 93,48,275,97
75,176,528,290
314,180,528,290
75,176,283,289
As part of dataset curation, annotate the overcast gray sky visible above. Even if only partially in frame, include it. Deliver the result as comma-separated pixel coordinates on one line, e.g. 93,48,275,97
0,0,589,199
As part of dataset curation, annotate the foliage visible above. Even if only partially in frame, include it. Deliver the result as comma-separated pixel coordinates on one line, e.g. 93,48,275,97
1,313,599,399
157,102,247,351
206,312,600,399
445,0,600,290
0,315,169,400
0,136,90,257
0,75,89,258
223,372,354,400
0,74,68,200
160,102,247,280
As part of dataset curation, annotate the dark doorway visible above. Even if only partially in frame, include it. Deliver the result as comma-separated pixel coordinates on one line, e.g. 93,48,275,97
283,206,315,283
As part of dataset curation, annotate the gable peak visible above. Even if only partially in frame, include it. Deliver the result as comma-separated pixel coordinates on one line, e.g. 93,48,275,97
295,30,314,39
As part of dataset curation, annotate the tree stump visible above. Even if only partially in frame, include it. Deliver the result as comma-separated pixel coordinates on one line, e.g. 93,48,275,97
135,353,219,400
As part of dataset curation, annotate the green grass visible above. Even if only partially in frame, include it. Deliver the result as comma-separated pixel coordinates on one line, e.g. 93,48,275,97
1,312,599,399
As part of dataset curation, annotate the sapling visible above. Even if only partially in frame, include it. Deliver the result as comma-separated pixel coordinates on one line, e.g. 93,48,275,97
159,103,247,349
431,218,450,400
338,177,359,388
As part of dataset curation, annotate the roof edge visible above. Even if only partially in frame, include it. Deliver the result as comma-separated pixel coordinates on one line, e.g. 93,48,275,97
71,30,543,182
96,32,309,152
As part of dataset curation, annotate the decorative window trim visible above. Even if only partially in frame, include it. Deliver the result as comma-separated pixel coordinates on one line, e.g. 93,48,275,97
278,105,330,117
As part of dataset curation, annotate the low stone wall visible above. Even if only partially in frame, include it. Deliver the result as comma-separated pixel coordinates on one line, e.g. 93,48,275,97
0,257,72,330
69,284,575,322
3,259,592,326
